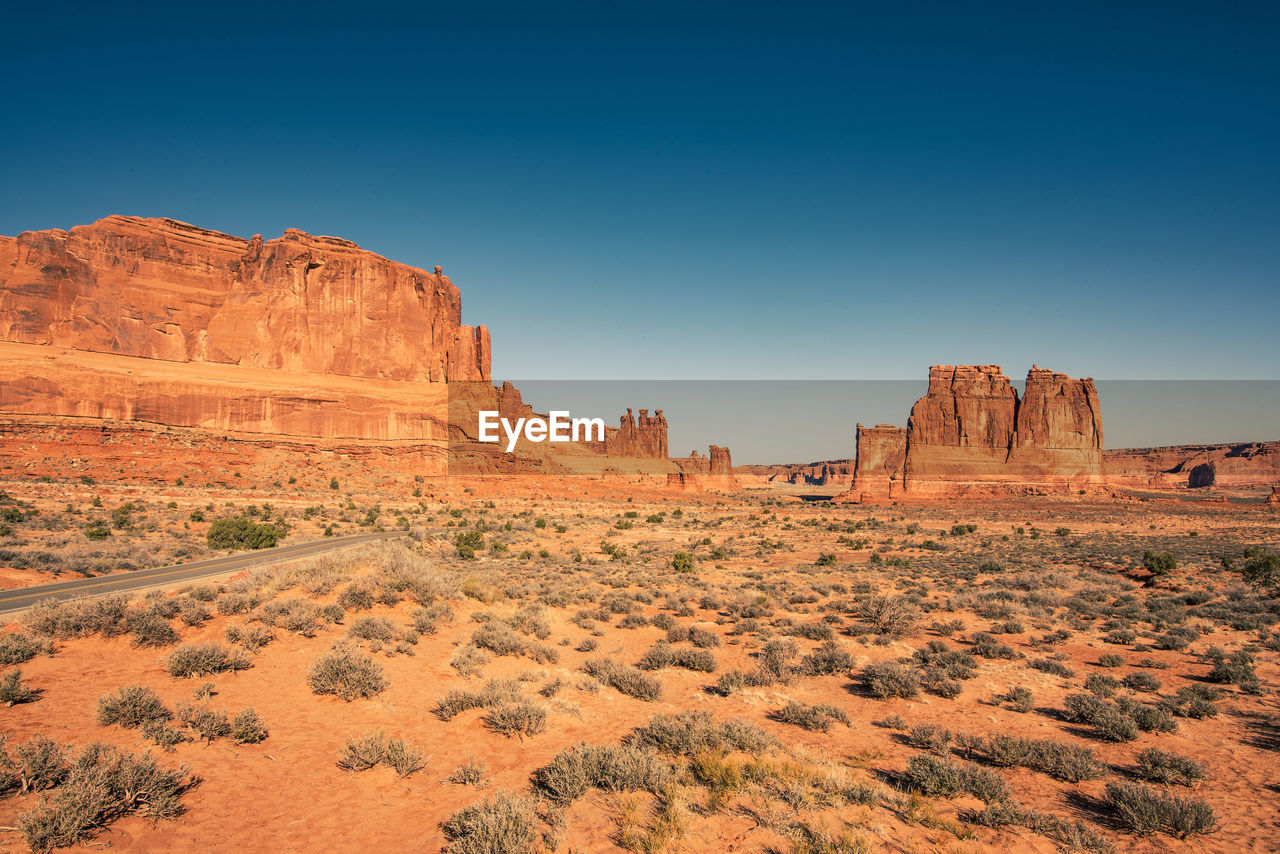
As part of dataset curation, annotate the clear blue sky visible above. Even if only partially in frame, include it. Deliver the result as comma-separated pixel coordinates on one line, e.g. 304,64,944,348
2,1,1277,384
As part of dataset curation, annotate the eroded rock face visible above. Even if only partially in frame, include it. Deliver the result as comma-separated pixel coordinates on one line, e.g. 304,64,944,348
606,408,669,458
850,424,907,500
0,216,490,382
844,365,1105,499
1105,442,1280,489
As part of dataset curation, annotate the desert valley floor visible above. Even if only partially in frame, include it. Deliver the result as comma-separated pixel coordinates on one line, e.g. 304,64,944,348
0,476,1277,854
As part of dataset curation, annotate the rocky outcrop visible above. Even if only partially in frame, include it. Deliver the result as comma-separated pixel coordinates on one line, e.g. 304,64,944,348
709,445,733,476
850,425,907,500
1267,486,1280,509
0,216,490,382
1104,442,1280,489
754,460,855,486
842,365,1105,500
606,408,668,458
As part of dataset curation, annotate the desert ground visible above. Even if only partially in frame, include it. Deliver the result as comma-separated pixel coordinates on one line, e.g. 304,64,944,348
1,475,1278,854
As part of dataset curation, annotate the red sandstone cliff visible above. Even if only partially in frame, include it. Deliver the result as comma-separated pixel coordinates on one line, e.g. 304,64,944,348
0,216,490,382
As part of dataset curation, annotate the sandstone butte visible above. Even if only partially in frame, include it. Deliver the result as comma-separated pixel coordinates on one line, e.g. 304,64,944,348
0,216,733,483
835,364,1279,502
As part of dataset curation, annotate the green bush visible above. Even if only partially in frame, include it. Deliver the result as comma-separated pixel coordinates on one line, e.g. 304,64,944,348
1142,550,1177,577
671,551,695,573
206,517,283,550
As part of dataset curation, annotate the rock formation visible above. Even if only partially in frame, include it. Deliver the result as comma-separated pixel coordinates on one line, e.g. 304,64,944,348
1104,441,1280,489
850,425,908,500
606,408,669,458
1267,486,1280,509
0,216,490,382
841,365,1104,500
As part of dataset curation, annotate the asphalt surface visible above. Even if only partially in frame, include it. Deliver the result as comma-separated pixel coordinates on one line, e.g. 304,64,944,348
0,530,407,616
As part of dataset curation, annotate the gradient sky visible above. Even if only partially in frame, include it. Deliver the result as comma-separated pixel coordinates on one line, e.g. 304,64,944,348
2,1,1277,387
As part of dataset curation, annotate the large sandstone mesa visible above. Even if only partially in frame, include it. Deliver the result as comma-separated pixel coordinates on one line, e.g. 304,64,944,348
843,364,1104,500
0,216,490,381
0,216,490,441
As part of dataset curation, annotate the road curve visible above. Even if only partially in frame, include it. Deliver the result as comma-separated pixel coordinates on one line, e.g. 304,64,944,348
0,530,408,616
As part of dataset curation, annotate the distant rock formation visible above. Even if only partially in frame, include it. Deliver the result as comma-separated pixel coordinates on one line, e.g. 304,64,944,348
751,459,855,486
841,364,1104,500
1105,442,1280,489
606,408,669,458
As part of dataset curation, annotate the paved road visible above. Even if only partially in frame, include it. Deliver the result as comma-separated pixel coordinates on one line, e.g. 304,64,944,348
0,530,408,616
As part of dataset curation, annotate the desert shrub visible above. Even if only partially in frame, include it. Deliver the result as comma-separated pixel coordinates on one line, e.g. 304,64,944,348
1098,653,1125,667
176,598,210,627
1122,672,1162,693
216,592,255,616
1030,658,1075,678
911,641,978,680
471,623,525,657
533,742,671,804
447,757,488,786
798,641,854,676
347,616,397,642
450,645,492,678
976,734,1104,783
671,551,695,573
907,723,952,754
15,744,195,852
176,702,231,741
0,736,68,795
687,626,721,648
856,595,920,638
859,661,920,699
207,517,282,550
581,657,663,701
1084,673,1122,697
771,701,849,732
1062,693,1140,742
997,686,1034,712
0,632,50,666
0,670,37,706
254,598,324,637
337,732,388,771
166,642,251,678
433,679,522,721
384,737,427,777
627,710,773,756
903,754,1010,803
1135,747,1206,786
637,641,717,673
1207,651,1258,688
1239,550,1280,591
1104,780,1216,838
1167,685,1220,719
1142,550,1177,577
97,685,171,729
618,613,649,629
441,790,539,854
411,602,454,635
970,631,1018,659
230,708,269,744
484,702,548,739
1117,697,1178,734
23,595,130,639
128,611,180,648
225,623,275,653
307,645,387,701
